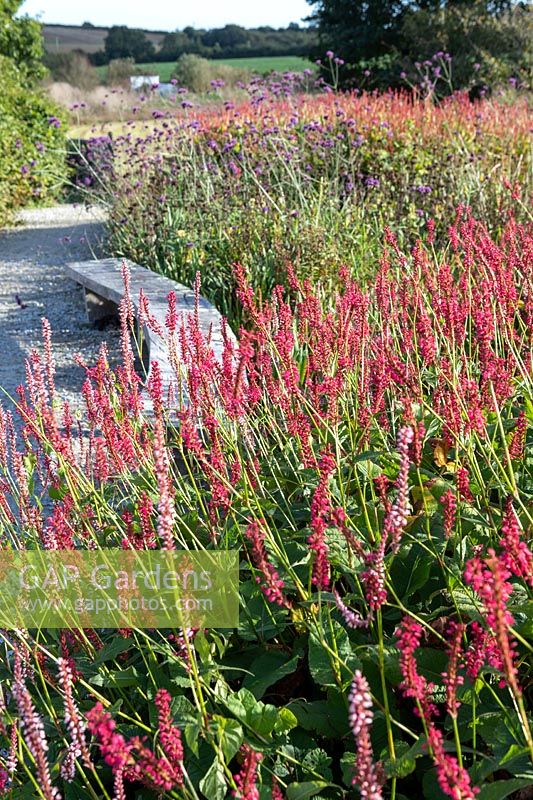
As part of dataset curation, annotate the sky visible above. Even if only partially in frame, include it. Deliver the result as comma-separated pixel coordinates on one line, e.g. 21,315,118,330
18,0,313,30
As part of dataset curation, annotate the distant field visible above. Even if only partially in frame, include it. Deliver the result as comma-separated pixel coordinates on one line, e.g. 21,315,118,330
214,55,312,73
43,24,166,54
97,56,312,83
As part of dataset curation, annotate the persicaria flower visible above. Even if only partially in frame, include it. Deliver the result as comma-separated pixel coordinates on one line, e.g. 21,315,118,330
154,689,184,784
509,411,527,459
348,670,384,799
86,703,132,772
233,745,262,800
465,621,503,680
385,426,413,553
440,490,457,539
427,725,478,800
271,777,285,800
499,498,532,586
245,520,291,607
360,551,387,611
308,449,336,590
464,550,520,695
442,622,465,719
456,467,474,503
334,589,369,629
12,677,60,800
57,658,93,772
396,616,437,720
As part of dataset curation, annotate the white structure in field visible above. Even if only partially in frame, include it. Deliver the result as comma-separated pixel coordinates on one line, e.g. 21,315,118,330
130,75,159,91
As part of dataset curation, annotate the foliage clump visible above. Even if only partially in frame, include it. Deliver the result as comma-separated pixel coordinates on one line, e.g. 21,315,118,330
0,0,66,225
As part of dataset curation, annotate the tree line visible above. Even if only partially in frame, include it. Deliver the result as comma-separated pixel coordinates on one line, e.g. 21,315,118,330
88,23,318,65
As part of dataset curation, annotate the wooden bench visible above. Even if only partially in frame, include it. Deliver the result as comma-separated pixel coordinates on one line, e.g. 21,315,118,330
65,258,229,410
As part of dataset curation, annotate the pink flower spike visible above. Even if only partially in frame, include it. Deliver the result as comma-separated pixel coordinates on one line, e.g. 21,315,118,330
348,670,384,799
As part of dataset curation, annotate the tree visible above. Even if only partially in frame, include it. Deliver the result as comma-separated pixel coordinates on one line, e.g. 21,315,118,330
159,30,198,60
400,1,532,88
306,0,527,87
307,0,410,63
0,0,46,83
201,24,251,50
104,26,155,63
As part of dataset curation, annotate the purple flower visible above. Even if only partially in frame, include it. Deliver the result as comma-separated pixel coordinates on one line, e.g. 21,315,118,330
326,50,334,59
47,116,61,128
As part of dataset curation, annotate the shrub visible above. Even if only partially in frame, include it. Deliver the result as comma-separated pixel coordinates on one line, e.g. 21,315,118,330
43,50,100,90
106,56,136,86
172,53,249,92
0,0,46,84
0,55,66,225
0,212,531,799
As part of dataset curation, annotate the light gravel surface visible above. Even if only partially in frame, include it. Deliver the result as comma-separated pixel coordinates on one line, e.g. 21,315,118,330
0,204,121,417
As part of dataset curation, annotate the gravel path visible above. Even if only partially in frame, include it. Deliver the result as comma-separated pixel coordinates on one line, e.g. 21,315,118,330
0,204,121,416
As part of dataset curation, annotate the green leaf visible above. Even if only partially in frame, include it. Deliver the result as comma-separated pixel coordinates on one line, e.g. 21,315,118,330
93,637,133,664
308,621,357,688
211,715,244,761
170,695,200,726
243,651,300,699
382,739,423,779
199,758,227,800
274,707,298,734
477,779,533,800
48,484,68,501
287,696,349,739
223,688,280,738
89,666,140,688
340,751,355,787
286,781,331,800
301,749,332,781
184,722,201,757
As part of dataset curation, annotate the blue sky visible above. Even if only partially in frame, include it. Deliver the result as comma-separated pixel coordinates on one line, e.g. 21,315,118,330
19,0,313,30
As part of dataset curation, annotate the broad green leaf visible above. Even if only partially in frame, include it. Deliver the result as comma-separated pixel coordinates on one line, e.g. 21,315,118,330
286,781,331,800
211,715,244,761
184,722,201,757
199,758,227,800
243,651,300,699
308,620,357,688
340,751,355,787
93,637,133,664
477,779,533,800
274,707,298,734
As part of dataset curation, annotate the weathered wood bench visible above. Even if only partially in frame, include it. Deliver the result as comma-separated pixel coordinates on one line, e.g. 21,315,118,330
65,258,229,410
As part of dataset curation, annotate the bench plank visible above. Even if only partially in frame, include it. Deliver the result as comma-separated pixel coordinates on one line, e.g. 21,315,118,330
66,258,230,411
